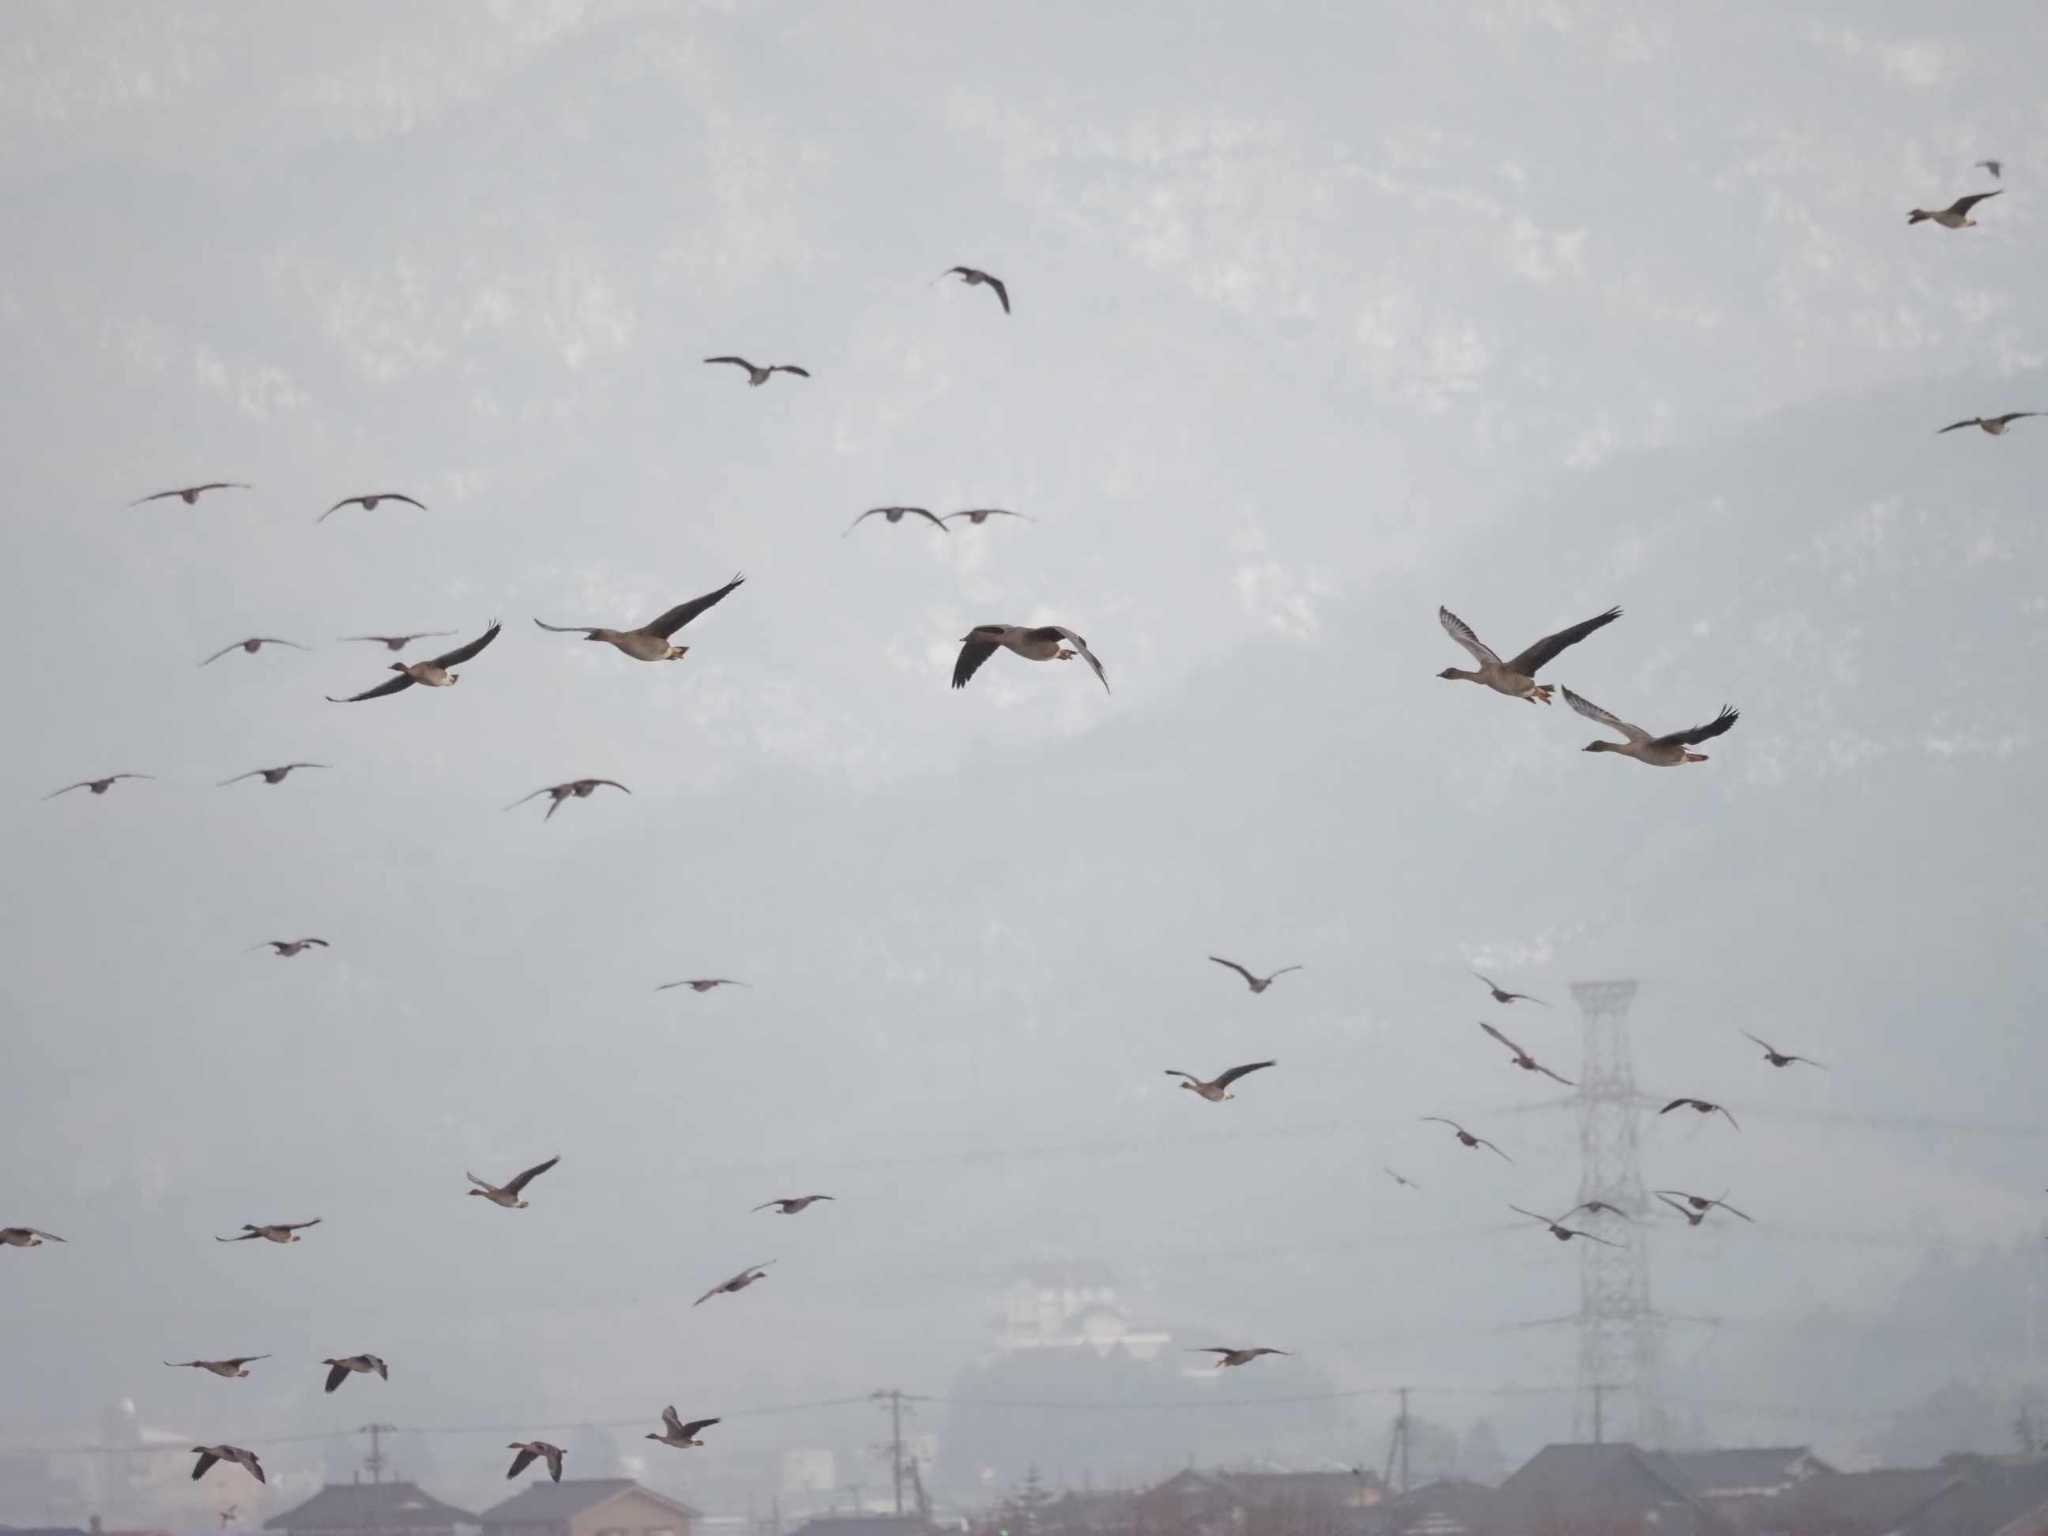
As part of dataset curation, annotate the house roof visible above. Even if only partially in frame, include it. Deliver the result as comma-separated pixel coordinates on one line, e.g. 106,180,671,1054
478,1480,698,1528
264,1484,477,1532
1891,1459,2048,1536
786,1518,933,1536
1651,1447,1831,1498
1496,1444,1711,1532
1771,1467,1961,1536
1375,1479,1503,1536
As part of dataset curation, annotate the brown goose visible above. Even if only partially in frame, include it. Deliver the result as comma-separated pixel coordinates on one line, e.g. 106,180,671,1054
166,1356,269,1378
1420,1117,1511,1161
1562,687,1739,766
657,978,748,993
1164,1061,1276,1103
1510,1205,1618,1246
319,493,426,522
215,1219,320,1243
467,1156,560,1208
191,1446,265,1484
45,774,151,799
1208,956,1303,994
340,632,457,652
755,1195,834,1214
219,763,326,786
506,779,631,820
846,505,949,535
1190,1346,1290,1368
1909,190,2001,228
1437,606,1621,703
1473,971,1548,1006
704,356,810,386
953,625,1109,693
201,637,310,666
1480,1022,1574,1086
133,483,249,506
693,1262,774,1306
646,1407,720,1448
0,1227,65,1247
941,266,1010,313
252,938,328,957
944,508,1030,525
506,1442,566,1481
321,1354,388,1392
1659,1097,1739,1128
1742,1031,1824,1069
1656,1189,1753,1223
1938,412,2041,436
534,576,744,661
329,621,500,702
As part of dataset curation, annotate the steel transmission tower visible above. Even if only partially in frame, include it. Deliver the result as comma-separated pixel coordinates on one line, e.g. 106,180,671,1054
1570,979,1664,1445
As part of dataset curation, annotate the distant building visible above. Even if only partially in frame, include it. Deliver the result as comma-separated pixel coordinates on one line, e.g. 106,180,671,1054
1369,1479,1503,1536
994,1267,1170,1361
785,1518,933,1536
1135,1469,1382,1536
264,1484,477,1536
1490,1444,1713,1536
1765,1466,1960,1536
477,1479,697,1536
1651,1448,1834,1506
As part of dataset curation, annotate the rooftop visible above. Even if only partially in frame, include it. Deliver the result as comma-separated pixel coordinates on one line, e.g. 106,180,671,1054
478,1480,698,1527
265,1484,477,1533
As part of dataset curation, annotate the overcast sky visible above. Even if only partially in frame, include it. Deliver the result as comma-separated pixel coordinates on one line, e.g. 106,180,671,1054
5,0,2048,1526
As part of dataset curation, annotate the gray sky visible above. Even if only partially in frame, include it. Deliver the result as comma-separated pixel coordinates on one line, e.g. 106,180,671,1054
5,0,2048,1525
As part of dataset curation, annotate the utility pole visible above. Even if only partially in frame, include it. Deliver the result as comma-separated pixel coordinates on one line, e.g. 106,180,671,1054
1381,1389,1411,1495
871,1390,911,1516
1591,1383,1605,1445
360,1423,396,1484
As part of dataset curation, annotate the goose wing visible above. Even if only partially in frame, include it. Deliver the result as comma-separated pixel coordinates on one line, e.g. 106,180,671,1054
505,789,553,810
1992,413,2044,427
1948,190,2003,216
330,669,419,704
192,1450,220,1481
429,621,502,669
984,274,1011,313
1508,1205,1553,1226
533,619,601,635
1213,1060,1276,1088
323,1360,351,1393
507,1447,538,1478
200,640,257,666
1659,1098,1700,1115
1505,606,1622,678
1938,418,1986,433
678,1418,721,1439
952,634,1002,689
1438,608,1501,668
318,497,368,522
661,1405,685,1435
1714,1199,1755,1222
1650,706,1738,749
772,365,811,378
910,507,950,532
644,575,745,637
1531,1060,1576,1086
502,1155,560,1195
1561,686,1650,743
1208,956,1257,985
1479,1020,1525,1056
703,356,756,371
1049,627,1109,692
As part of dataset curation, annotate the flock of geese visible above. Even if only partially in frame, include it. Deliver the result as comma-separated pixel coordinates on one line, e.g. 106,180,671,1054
18,156,2032,1505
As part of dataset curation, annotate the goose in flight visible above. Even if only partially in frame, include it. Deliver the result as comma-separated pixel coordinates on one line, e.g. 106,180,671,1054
1562,687,1739,766
45,773,151,799
1978,159,2003,180
646,1407,720,1448
694,1261,774,1306
1473,971,1548,1007
534,576,744,661
215,1219,321,1244
328,621,500,702
1190,1347,1290,1368
657,978,748,993
1385,1167,1420,1191
191,1446,265,1485
1420,1117,1512,1160
0,1227,65,1247
165,1356,269,1378
1909,190,2001,227
952,624,1109,693
1510,1206,1619,1246
201,637,310,666
944,508,1030,525
1742,1031,1824,1069
251,938,328,957
319,493,426,523
507,779,630,821
846,505,949,535
340,631,457,652
1656,1189,1753,1223
219,763,325,787
1438,606,1621,703
506,1441,566,1482
133,483,249,506
704,356,810,386
1938,412,2042,436
1660,1097,1739,1128
941,266,1010,313
1208,956,1303,994
467,1155,560,1208
1480,1021,1575,1086
321,1354,388,1393
755,1195,834,1214
1165,1061,1276,1103
1567,1200,1633,1222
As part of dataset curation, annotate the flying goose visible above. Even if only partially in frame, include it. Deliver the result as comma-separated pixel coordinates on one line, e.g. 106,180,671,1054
1479,1021,1575,1086
1660,1097,1739,1128
1164,1061,1276,1103
534,576,744,661
0,1227,65,1247
1656,1189,1753,1223
646,1407,720,1448
1190,1347,1290,1368
165,1356,269,1378
340,632,457,652
941,266,1010,313
506,1441,567,1481
1978,159,2003,180
219,763,326,787
1938,412,2042,436
1420,1117,1511,1160
754,1196,834,1214
694,1261,774,1306
944,508,1030,525
45,774,151,799
328,621,501,702
1742,1031,1824,1069
467,1155,560,1208
1473,971,1548,1007
1208,956,1303,994
319,493,427,523
1510,1205,1619,1246
952,625,1109,693
1566,1200,1633,1222
321,1354,387,1393
201,637,310,666
704,356,810,386
1385,1168,1420,1190
1909,190,2001,227
191,1446,265,1484
1562,687,1739,766
1437,606,1621,703
215,1219,321,1243
133,483,249,506
846,505,949,535
506,779,631,820
252,938,328,957
657,978,748,993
